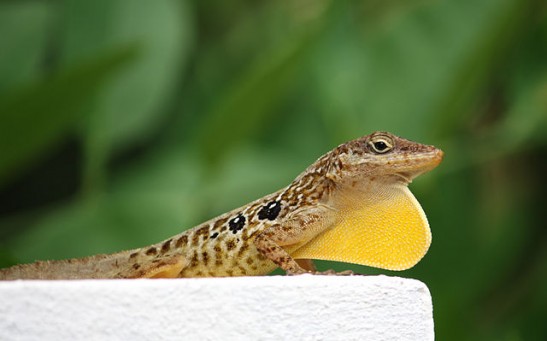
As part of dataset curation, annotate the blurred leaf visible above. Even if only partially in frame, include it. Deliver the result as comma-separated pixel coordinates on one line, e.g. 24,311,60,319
432,0,534,136
486,74,547,155
196,26,320,166
60,0,193,191
311,0,528,140
0,2,52,91
0,46,137,189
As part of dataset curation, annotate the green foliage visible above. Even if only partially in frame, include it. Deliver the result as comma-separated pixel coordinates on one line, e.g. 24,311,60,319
0,47,138,188
0,0,545,340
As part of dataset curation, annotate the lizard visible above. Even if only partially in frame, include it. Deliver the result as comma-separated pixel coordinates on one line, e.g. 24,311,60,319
0,131,443,280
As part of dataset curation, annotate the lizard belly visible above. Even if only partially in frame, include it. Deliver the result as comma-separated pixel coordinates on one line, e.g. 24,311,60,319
178,242,277,277
292,184,431,271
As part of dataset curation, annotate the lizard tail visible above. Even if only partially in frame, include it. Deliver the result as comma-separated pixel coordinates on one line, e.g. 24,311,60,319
0,251,136,280
0,245,188,280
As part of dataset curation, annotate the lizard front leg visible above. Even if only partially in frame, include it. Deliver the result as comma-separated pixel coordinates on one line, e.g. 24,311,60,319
254,206,353,275
254,224,309,274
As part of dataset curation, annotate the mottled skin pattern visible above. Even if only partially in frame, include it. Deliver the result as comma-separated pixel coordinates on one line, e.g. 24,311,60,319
0,131,443,280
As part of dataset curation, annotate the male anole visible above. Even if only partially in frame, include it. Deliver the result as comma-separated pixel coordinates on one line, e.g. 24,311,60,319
0,131,443,279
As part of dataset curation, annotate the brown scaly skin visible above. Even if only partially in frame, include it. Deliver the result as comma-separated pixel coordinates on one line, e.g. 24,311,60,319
0,132,443,280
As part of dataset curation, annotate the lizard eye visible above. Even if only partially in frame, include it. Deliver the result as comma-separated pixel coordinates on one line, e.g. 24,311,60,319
368,137,393,154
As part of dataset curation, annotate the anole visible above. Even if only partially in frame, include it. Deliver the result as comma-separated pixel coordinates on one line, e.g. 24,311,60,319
0,131,443,280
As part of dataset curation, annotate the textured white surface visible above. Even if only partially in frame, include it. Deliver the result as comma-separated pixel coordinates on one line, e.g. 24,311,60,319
0,275,433,341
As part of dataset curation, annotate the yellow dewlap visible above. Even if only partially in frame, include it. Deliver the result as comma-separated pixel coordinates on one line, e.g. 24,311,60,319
292,184,431,271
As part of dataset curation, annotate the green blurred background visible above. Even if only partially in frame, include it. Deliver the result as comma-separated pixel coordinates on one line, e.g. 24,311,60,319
0,0,546,339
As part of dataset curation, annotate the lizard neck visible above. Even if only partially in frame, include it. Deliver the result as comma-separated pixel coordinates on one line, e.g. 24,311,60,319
282,164,335,209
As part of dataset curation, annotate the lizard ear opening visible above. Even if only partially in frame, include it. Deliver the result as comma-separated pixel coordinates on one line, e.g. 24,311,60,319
291,185,431,271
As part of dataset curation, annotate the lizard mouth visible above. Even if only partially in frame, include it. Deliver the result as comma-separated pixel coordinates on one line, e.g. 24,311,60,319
394,172,412,184
389,149,444,183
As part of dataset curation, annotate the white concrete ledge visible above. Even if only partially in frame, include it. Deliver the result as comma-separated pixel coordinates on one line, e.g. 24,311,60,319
0,275,433,340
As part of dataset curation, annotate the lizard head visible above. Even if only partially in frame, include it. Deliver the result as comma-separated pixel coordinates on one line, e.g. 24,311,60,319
326,131,444,186
294,131,443,271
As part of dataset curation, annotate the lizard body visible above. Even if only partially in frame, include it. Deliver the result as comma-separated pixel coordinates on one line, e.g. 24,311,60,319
0,132,443,280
